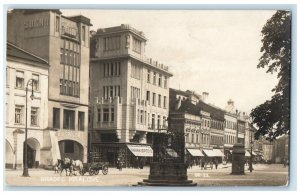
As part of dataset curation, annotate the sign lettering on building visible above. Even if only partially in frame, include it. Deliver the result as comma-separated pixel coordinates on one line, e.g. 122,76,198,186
24,18,49,29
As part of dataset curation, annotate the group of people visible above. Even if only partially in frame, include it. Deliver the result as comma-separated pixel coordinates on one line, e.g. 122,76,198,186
187,158,220,170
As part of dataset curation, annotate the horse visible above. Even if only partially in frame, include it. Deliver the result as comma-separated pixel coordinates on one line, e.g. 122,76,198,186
58,158,72,176
70,159,84,176
53,159,60,174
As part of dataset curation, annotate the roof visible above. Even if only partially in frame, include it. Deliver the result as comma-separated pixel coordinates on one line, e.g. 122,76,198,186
94,24,147,41
67,15,92,26
169,88,225,121
12,9,62,15
7,42,49,66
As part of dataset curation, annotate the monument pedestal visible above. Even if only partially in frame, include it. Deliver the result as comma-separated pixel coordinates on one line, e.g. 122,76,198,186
231,143,245,175
138,162,197,186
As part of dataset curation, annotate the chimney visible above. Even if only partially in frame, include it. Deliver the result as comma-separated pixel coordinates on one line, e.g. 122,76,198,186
175,97,182,111
202,92,209,103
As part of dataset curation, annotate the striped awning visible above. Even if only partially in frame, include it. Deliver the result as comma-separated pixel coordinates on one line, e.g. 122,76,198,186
127,144,153,157
203,149,224,157
187,149,204,157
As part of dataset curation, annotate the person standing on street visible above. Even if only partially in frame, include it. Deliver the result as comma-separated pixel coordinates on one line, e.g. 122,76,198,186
214,158,218,169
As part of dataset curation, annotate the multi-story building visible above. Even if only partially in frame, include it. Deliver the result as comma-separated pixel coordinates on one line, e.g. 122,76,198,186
89,24,173,166
237,114,246,145
168,88,225,164
223,115,237,160
6,42,50,168
7,9,91,164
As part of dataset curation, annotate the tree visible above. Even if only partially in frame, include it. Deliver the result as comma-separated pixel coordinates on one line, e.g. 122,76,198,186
250,10,291,141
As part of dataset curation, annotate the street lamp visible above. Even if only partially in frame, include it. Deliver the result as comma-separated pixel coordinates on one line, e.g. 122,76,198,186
236,109,239,144
249,134,254,172
23,79,35,177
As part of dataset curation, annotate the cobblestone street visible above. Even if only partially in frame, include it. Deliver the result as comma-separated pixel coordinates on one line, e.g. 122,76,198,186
5,164,288,187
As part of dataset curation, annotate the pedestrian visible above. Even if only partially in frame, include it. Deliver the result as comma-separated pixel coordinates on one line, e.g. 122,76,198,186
214,158,218,169
201,160,205,170
117,158,122,171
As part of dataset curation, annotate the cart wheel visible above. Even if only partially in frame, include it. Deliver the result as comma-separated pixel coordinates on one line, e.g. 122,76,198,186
94,169,99,175
102,165,108,175
88,168,94,176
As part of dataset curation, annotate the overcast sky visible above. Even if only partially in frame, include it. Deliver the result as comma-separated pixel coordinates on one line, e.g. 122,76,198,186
62,9,278,114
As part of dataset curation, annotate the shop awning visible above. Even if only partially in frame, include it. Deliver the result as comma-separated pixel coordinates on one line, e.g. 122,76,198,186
127,144,153,157
166,148,179,158
187,149,204,157
213,149,224,157
203,149,224,157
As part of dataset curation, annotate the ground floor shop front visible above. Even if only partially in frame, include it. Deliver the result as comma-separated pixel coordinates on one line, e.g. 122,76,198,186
91,143,153,168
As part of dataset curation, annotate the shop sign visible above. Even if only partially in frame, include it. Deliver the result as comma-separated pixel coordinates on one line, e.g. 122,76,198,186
24,18,49,29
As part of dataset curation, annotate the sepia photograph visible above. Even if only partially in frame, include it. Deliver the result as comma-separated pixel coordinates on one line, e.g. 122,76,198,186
4,7,292,188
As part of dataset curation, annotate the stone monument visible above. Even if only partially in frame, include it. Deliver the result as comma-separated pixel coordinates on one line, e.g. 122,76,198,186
138,130,197,186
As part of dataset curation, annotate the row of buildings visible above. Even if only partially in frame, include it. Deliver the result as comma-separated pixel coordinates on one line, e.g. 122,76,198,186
5,9,288,169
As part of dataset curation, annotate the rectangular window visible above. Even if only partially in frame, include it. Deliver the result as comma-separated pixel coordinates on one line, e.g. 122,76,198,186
64,140,74,153
153,72,156,85
110,86,113,97
82,25,86,42
132,37,141,53
146,91,150,102
158,74,162,87
53,108,60,128
111,108,114,122
140,110,143,124
60,48,64,64
16,71,24,89
56,16,60,32
63,109,75,130
103,108,109,122
152,93,156,106
104,36,121,51
32,74,39,91
15,105,23,124
97,108,101,122
78,111,85,131
118,86,121,97
164,76,168,88
192,134,194,143
158,94,161,107
31,107,39,126
163,96,166,108
131,63,141,80
151,114,155,129
110,63,114,76
163,116,166,128
147,70,151,83
186,133,189,143
157,115,161,129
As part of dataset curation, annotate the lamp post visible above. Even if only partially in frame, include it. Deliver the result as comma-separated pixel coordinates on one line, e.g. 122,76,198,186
235,109,239,144
249,128,254,172
23,79,35,177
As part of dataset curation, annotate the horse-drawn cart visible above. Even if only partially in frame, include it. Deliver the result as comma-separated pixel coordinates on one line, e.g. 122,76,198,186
81,162,109,176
